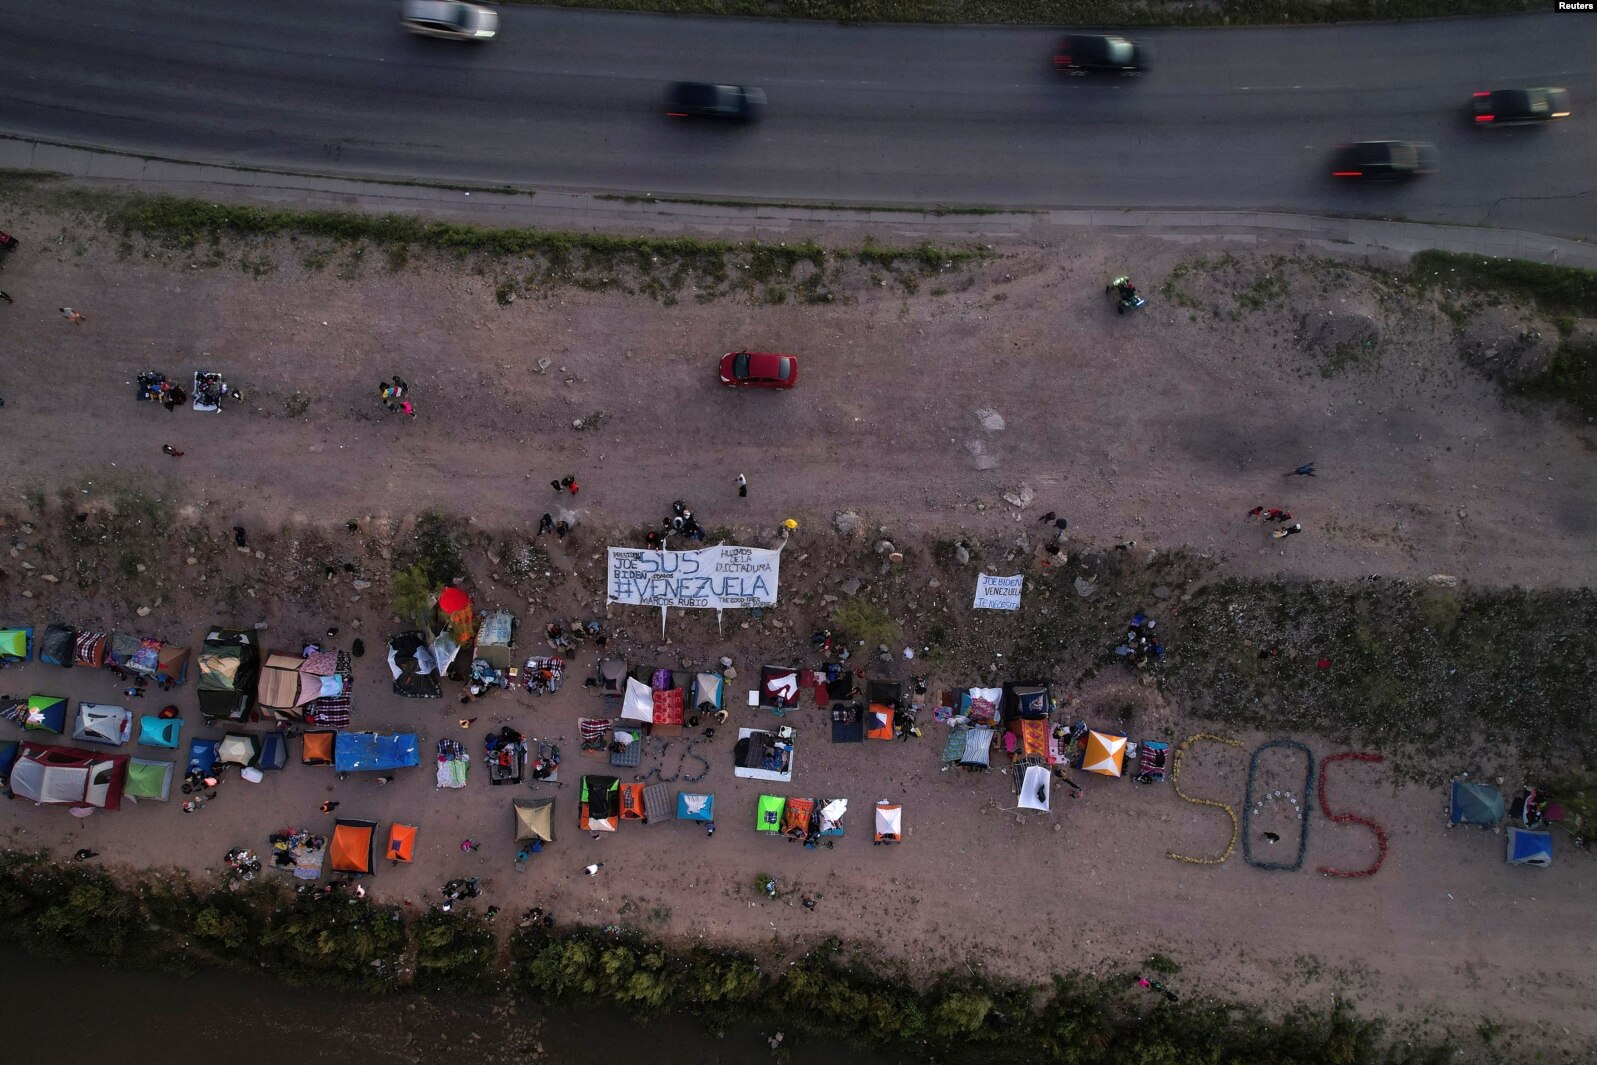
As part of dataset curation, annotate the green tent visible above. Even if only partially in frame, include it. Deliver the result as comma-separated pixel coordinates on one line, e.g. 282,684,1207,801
1450,781,1505,828
756,794,785,833
125,758,173,802
0,628,32,664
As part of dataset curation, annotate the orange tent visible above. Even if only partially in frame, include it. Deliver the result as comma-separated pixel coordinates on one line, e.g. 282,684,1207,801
387,823,418,863
302,730,336,766
330,818,377,875
619,782,646,821
1081,731,1127,777
781,796,815,837
866,704,895,741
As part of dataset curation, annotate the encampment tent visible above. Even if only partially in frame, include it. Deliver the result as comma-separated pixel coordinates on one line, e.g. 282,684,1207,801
333,732,420,773
781,796,815,837
217,733,262,767
0,626,32,665
514,796,556,844
866,680,901,741
197,629,260,722
124,758,173,802
329,818,378,875
137,715,182,749
1506,827,1553,867
258,652,317,719
759,665,801,712
106,634,190,686
1005,683,1051,722
473,610,516,670
39,623,75,668
10,743,128,809
691,673,724,714
874,801,903,843
756,794,785,833
580,775,620,832
1081,731,1127,777
734,728,793,782
1018,764,1052,812
387,823,418,863
676,791,714,823
72,703,132,746
258,732,288,771
818,798,846,837
23,695,67,734
1449,781,1505,829
388,631,442,699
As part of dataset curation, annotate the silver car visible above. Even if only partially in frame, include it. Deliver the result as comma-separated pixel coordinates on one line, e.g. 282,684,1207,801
400,0,498,41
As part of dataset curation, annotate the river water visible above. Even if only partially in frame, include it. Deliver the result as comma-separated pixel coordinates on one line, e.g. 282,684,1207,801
0,945,897,1065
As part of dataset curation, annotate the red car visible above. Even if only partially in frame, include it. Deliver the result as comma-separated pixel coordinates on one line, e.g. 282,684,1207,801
719,350,798,389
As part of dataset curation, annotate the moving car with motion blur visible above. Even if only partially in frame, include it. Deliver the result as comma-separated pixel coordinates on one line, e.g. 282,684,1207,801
1471,87,1571,126
400,0,498,41
719,351,798,389
667,83,767,121
1053,34,1148,75
1331,141,1438,181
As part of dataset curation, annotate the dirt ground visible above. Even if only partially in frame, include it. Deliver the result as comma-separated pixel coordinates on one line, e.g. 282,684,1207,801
1,204,1595,1059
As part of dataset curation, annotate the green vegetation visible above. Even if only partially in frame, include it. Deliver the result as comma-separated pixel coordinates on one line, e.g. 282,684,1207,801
508,0,1533,28
833,597,901,651
1512,339,1597,417
1411,251,1597,320
410,908,496,993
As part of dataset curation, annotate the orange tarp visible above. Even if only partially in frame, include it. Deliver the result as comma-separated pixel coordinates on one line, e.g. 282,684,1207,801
619,782,646,821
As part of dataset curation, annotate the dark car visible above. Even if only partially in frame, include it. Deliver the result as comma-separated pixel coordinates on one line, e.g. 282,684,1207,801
667,83,766,121
1331,141,1438,181
1053,34,1147,75
718,350,798,389
1472,87,1571,126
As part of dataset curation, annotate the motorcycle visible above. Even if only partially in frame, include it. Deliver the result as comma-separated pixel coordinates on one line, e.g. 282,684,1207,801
1107,275,1146,314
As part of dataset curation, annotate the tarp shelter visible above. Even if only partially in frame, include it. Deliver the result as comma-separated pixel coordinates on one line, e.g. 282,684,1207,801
197,629,260,722
334,732,420,772
734,728,793,782
1506,827,1553,867
580,775,620,832
258,652,318,719
73,703,132,746
691,673,724,714
107,635,190,686
387,631,442,699
24,695,67,734
782,796,815,837
329,818,378,876
124,758,173,802
514,796,557,843
387,823,418,863
301,730,336,766
39,623,75,668
1449,781,1506,829
473,610,516,670
818,798,847,837
759,665,802,712
874,801,903,843
217,733,262,767
258,732,288,771
757,794,785,833
1019,764,1052,812
10,744,128,809
137,715,182,749
676,791,715,822
1081,731,1126,777
621,677,656,724
0,627,32,665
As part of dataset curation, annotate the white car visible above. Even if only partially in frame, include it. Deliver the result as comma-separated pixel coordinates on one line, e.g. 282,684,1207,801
401,0,498,41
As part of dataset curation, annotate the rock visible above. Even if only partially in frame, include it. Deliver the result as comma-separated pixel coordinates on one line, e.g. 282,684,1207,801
1153,585,1171,600
136,563,147,573
1012,534,1030,553
975,408,1006,432
253,621,269,630
723,665,737,680
953,543,971,566
237,546,251,554
832,510,861,537
878,644,890,654
21,590,32,598
350,595,362,603
186,557,198,565
352,579,373,590
838,577,862,596
254,550,266,560
19,523,33,535
136,606,152,617
7,549,16,559
1074,577,1097,599
1427,574,1460,588
20,561,33,570
965,439,998,470
40,574,59,583
875,539,896,555
928,578,940,589
1001,484,1035,508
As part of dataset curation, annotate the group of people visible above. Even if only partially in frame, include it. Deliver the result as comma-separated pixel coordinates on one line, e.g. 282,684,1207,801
1248,505,1304,539
378,377,414,416
536,513,572,540
1114,613,1165,669
645,499,706,546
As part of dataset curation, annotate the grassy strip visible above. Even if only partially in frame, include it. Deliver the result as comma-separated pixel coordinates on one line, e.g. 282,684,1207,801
1411,251,1597,320
508,0,1535,27
0,854,1461,1062
594,192,1020,216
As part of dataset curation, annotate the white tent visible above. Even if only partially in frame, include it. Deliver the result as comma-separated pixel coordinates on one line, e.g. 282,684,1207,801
1019,764,1052,811
819,798,848,834
73,703,132,746
874,801,903,841
621,676,656,723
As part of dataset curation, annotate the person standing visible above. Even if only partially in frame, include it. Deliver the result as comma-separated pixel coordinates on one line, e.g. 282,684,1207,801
736,473,747,498
780,518,798,539
59,307,86,324
537,513,555,536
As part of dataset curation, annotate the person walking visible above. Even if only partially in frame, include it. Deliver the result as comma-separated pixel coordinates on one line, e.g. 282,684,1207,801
398,400,415,417
583,862,604,876
73,849,99,861
460,839,480,853
1287,462,1317,477
565,477,580,495
162,444,184,457
555,520,570,540
1271,523,1303,539
780,518,799,540
0,291,12,304
537,513,554,536
1038,511,1056,524
1247,506,1264,518
736,473,748,498
59,307,86,324
320,801,340,813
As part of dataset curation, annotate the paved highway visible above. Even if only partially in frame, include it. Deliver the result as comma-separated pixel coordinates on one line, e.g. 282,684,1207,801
2,2,1595,238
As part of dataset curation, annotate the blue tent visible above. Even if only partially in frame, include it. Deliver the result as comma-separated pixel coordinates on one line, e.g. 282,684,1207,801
258,732,288,771
187,737,219,777
334,732,420,772
676,791,715,822
1449,781,1505,829
0,739,18,782
1506,827,1553,867
138,715,183,749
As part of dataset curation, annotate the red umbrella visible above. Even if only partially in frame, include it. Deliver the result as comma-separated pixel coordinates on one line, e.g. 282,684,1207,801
437,587,471,614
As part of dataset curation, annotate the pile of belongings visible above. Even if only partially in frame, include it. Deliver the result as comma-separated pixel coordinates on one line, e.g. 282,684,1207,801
436,738,469,789
192,370,231,412
468,657,511,695
1114,614,1163,668
269,828,326,879
485,726,528,785
579,718,609,755
529,740,560,782
136,371,188,409
523,656,564,695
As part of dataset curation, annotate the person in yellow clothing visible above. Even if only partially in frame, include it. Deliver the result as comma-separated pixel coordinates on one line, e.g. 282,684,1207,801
780,518,799,540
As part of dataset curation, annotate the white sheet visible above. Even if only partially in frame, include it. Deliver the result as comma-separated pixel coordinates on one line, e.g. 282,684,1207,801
621,677,656,723
1018,765,1051,811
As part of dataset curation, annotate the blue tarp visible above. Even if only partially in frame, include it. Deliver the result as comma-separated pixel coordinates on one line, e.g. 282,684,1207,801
334,732,420,772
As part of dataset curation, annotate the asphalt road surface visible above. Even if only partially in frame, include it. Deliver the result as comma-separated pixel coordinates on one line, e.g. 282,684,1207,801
3,2,1596,238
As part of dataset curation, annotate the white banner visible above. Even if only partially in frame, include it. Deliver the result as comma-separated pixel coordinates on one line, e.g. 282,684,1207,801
973,572,1023,611
607,545,781,609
